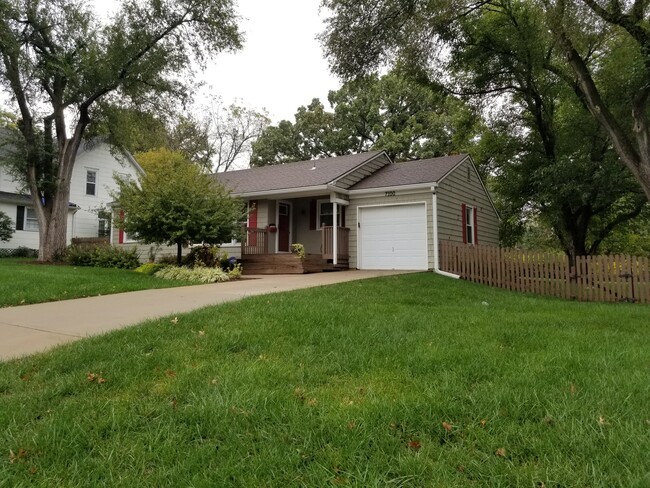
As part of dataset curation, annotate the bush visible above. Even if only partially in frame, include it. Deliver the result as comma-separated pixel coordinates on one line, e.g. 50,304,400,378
186,244,221,268
65,245,140,269
134,263,167,275
153,265,232,283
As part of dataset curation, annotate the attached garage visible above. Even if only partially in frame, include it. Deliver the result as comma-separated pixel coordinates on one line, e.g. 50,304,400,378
358,203,428,270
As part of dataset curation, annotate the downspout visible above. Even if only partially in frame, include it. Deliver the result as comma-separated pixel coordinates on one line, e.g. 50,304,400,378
431,183,460,279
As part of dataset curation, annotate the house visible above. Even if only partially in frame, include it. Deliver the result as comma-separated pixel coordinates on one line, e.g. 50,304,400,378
0,141,143,251
212,150,499,273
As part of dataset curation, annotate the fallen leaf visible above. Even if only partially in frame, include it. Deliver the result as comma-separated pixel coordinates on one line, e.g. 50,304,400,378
170,317,178,325
495,447,506,457
171,398,178,409
198,330,205,336
569,383,576,396
347,421,356,430
97,377,107,384
165,369,176,378
598,415,607,426
408,440,421,451
29,466,38,474
87,372,98,382
480,419,487,427
211,378,219,385
307,398,318,407
9,448,27,463
442,421,453,432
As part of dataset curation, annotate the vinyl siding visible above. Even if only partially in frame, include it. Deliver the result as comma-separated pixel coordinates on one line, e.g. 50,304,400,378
348,191,434,269
0,202,74,250
437,158,499,246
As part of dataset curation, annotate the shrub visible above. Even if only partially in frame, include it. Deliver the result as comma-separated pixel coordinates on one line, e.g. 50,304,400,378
0,247,38,258
153,266,233,283
186,244,220,268
134,263,167,275
227,263,243,279
65,245,140,269
0,210,14,243
291,243,305,259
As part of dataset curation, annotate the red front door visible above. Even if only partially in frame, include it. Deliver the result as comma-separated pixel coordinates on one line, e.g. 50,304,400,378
278,202,291,252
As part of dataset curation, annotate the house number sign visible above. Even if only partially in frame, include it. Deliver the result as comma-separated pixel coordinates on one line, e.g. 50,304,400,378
385,191,396,197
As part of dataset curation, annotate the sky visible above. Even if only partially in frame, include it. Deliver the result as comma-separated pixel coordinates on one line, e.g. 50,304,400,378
91,0,341,123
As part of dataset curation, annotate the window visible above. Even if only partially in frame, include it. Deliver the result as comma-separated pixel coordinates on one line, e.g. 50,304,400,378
25,208,38,231
465,206,474,244
98,218,110,237
317,200,344,229
86,170,97,196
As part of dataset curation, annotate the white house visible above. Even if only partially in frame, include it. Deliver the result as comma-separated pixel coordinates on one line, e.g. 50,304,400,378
0,141,143,251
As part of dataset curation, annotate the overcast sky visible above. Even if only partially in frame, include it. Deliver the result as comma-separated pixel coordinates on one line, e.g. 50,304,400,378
92,0,341,123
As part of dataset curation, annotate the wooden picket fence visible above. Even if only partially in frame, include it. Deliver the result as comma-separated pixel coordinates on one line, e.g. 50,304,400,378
439,241,650,304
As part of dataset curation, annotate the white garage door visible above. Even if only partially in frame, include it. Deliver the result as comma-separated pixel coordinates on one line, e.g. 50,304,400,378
359,203,428,270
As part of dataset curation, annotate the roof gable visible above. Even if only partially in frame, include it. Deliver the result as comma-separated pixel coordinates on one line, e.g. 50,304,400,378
213,151,386,195
349,154,469,190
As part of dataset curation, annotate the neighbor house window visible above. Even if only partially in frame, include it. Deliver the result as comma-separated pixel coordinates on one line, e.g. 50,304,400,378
317,200,344,229
98,218,110,237
86,170,97,196
25,208,39,231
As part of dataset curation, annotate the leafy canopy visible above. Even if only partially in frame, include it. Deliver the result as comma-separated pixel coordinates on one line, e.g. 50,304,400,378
114,149,244,263
0,210,14,242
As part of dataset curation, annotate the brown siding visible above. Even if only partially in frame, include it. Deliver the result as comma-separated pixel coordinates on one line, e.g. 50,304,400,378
348,191,434,269
437,158,499,246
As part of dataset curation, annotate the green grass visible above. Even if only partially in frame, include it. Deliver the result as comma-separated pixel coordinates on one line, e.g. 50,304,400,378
1,273,649,487
0,258,191,307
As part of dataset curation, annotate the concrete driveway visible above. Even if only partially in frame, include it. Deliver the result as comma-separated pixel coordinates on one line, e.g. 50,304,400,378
0,270,412,361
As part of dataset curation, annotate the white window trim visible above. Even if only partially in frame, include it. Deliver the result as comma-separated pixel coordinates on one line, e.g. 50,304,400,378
86,168,98,196
466,205,475,245
316,199,343,229
25,207,39,232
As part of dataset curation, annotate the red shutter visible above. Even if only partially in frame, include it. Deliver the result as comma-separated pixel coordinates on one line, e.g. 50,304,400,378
473,207,478,245
118,210,124,244
309,199,317,230
461,203,467,244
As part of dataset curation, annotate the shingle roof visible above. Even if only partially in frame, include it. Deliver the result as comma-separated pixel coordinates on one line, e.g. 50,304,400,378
213,151,385,194
349,154,469,190
0,191,31,204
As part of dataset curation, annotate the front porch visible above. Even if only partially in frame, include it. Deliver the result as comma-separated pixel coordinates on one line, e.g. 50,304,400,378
240,226,350,274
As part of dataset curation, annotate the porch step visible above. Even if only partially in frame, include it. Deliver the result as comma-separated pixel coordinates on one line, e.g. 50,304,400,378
241,254,349,275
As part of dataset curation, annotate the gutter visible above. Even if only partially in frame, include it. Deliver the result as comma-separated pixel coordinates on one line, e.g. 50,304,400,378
431,183,460,279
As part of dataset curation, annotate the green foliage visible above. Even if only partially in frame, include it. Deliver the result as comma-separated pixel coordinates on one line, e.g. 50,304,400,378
290,243,306,259
65,245,141,269
186,245,221,268
0,210,14,242
134,263,167,275
251,72,479,165
153,266,232,283
114,149,245,265
0,0,243,260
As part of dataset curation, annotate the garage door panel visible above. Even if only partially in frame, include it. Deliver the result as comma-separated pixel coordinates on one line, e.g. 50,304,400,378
359,204,428,270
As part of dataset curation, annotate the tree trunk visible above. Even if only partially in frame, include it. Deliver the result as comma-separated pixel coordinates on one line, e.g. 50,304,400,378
177,241,182,266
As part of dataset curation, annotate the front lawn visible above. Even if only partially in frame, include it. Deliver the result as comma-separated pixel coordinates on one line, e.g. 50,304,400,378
0,259,190,307
1,273,648,486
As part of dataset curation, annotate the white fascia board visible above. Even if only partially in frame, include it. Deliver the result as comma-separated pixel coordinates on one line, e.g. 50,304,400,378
232,185,331,199
349,183,434,197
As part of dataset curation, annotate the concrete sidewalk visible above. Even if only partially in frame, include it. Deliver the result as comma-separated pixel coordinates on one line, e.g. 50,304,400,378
0,270,410,361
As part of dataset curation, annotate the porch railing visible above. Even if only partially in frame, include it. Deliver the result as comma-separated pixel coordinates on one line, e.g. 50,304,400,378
322,226,350,261
241,227,269,255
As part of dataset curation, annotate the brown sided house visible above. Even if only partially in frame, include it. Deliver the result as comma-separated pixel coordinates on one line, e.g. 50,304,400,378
213,151,499,274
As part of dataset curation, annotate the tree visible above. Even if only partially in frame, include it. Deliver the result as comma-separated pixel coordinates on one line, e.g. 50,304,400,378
0,210,13,242
251,72,479,165
321,0,649,261
114,149,245,266
209,100,270,172
321,0,650,200
0,0,242,261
